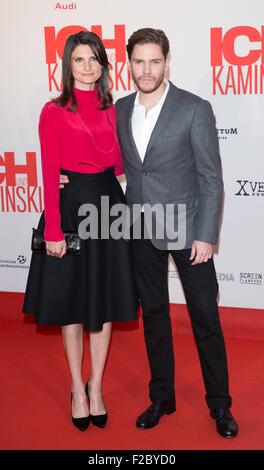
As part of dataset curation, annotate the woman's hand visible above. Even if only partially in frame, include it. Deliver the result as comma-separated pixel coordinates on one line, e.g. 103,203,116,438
46,240,67,258
59,174,69,188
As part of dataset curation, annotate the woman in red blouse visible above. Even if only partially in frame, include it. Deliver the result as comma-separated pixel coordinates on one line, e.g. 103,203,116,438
23,31,138,431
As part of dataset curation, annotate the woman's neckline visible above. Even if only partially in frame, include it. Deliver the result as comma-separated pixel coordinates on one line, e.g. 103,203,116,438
73,86,100,103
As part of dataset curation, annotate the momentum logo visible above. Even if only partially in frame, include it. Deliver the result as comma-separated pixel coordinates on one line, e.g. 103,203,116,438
217,128,238,140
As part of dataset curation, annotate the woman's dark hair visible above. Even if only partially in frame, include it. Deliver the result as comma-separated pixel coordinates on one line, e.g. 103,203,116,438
126,28,170,61
53,30,112,111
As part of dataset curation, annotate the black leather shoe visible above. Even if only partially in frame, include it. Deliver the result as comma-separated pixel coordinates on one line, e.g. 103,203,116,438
136,400,176,429
71,393,90,431
210,408,238,438
85,381,108,428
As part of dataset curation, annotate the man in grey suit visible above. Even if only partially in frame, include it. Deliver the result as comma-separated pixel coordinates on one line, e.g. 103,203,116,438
115,28,238,438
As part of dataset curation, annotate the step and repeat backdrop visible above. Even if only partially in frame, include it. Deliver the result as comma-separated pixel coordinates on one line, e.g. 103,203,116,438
0,0,263,308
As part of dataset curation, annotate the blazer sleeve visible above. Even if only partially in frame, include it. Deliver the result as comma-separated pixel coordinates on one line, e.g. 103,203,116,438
39,103,64,242
190,99,224,244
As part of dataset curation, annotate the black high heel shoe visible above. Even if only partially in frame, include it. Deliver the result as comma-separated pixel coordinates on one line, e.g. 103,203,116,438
71,393,90,431
85,380,108,428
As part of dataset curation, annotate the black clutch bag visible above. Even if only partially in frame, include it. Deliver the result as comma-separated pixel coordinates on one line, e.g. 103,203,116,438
31,228,81,255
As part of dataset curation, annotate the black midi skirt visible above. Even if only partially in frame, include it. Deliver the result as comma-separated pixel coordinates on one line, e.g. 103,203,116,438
23,167,138,331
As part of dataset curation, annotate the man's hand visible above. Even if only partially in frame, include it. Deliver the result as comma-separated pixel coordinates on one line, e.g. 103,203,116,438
190,240,213,265
59,174,69,188
46,240,67,258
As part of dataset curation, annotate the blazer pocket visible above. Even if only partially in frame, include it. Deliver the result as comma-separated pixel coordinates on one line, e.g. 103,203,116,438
164,196,198,209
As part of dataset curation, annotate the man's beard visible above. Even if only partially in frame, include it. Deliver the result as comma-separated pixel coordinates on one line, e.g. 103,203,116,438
132,74,165,94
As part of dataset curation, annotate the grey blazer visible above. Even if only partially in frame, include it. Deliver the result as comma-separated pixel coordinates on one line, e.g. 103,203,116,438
115,81,223,250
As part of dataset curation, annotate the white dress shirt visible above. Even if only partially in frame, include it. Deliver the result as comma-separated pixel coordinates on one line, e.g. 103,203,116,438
131,80,170,162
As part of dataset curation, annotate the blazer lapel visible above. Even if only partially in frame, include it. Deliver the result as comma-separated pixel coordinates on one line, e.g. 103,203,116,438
122,92,142,165
144,82,180,160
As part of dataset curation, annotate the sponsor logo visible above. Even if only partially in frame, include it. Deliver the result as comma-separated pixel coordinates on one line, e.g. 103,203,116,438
240,272,262,285
211,26,264,95
216,272,235,282
217,127,238,140
168,268,180,279
0,255,29,270
168,271,236,282
235,180,264,196
55,2,77,10
0,152,43,213
44,25,131,92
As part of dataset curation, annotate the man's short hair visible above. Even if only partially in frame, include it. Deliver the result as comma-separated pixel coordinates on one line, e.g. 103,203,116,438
126,28,170,60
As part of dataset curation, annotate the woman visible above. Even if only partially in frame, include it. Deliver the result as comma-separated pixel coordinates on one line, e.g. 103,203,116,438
23,31,138,431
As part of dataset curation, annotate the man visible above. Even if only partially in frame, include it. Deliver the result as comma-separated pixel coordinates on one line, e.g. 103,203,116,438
60,28,238,438
115,28,238,439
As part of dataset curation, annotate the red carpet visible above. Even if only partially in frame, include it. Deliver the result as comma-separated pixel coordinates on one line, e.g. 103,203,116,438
0,292,264,450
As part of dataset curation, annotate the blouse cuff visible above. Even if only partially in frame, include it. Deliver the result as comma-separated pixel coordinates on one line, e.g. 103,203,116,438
44,226,65,242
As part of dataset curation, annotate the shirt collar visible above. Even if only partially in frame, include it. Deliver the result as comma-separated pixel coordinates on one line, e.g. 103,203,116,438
134,80,170,113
